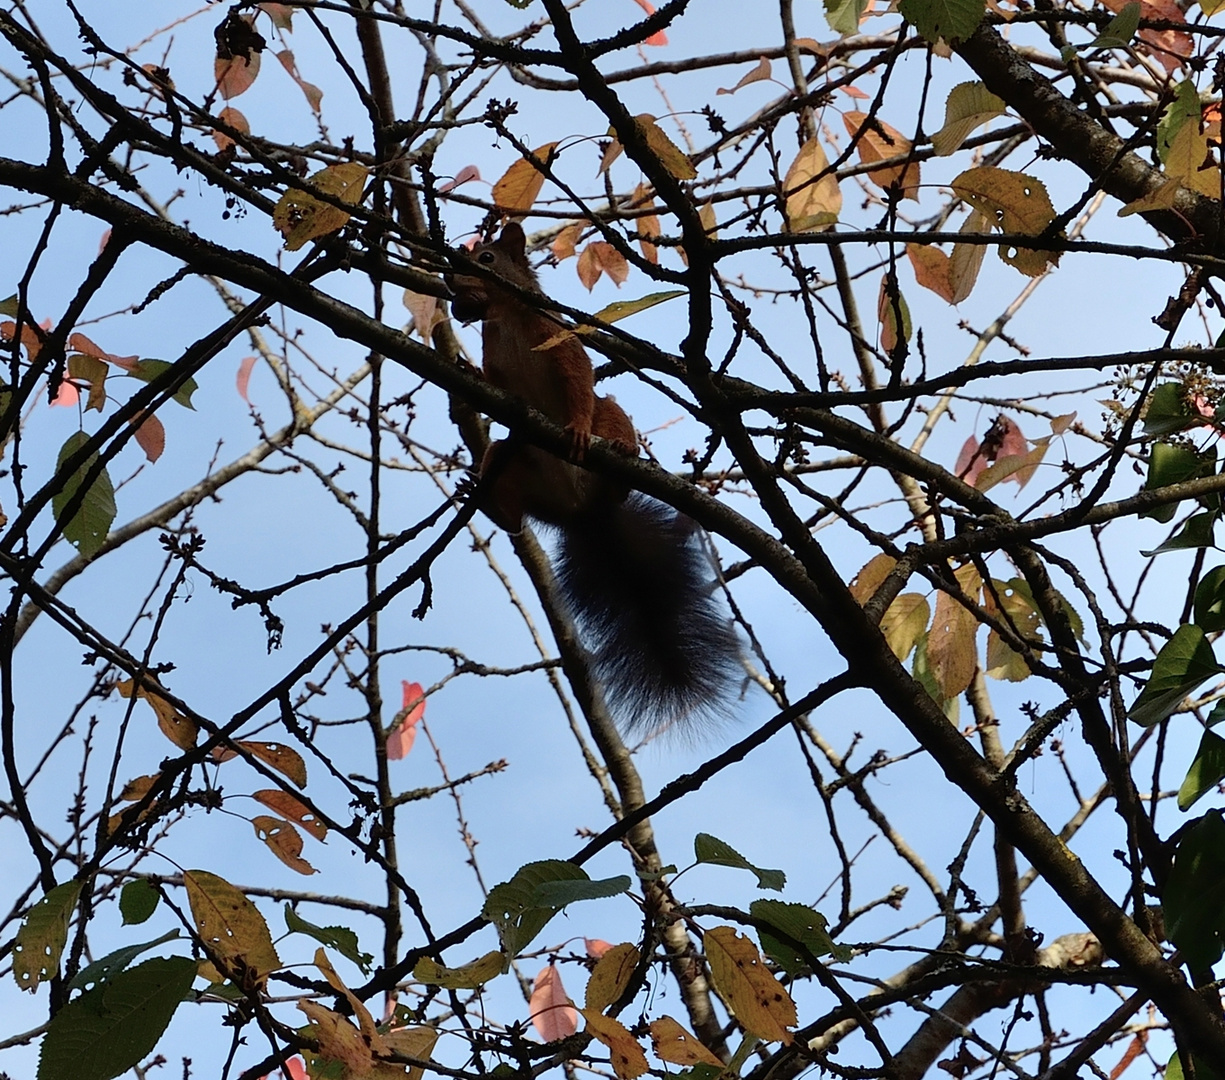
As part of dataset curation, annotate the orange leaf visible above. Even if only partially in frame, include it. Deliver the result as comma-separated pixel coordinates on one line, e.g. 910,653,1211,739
648,1017,722,1067
585,938,614,958
531,965,578,1042
491,142,558,216
630,0,669,45
907,244,955,303
577,244,603,291
275,50,322,114
237,356,257,403
552,222,584,262
130,411,165,463
632,185,660,264
253,815,316,875
580,1008,649,1079
253,789,327,840
387,681,426,761
215,53,260,100
213,106,250,151
1109,1033,1146,1080
842,112,920,200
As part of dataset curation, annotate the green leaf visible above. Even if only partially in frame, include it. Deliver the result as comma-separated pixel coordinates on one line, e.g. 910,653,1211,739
0,293,18,317
1194,566,1225,631
530,875,631,906
1165,1049,1225,1080
898,0,986,44
13,880,83,991
1208,699,1225,727
1158,82,1202,166
68,930,181,993
824,0,869,35
1143,383,1197,437
587,290,686,326
482,860,589,958
1178,730,1225,811
1142,512,1219,556
119,880,160,926
750,900,848,975
1142,441,1215,523
912,633,960,723
127,359,198,409
930,82,1007,157
284,904,374,974
37,955,197,1080
51,432,117,558
1164,812,1225,971
1089,1,1141,48
694,833,785,891
1128,624,1223,727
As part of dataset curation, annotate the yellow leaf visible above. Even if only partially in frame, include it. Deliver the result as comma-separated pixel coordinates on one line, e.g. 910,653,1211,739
298,1000,373,1074
632,184,660,263
635,115,697,180
782,138,841,232
1119,177,1182,217
116,678,198,750
13,881,82,992
119,774,160,801
382,1026,440,1080
252,815,316,875
881,594,930,662
849,553,897,605
842,112,920,200
948,209,990,303
315,948,382,1046
184,870,280,990
1164,121,1221,199
931,82,1007,156
272,162,368,251
950,166,1057,276
491,142,558,215
580,1007,650,1080
585,942,639,1010
703,926,796,1044
648,1016,723,1066
413,950,505,988
927,564,982,702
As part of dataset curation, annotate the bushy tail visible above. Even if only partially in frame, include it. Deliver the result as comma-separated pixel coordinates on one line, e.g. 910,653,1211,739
554,494,739,734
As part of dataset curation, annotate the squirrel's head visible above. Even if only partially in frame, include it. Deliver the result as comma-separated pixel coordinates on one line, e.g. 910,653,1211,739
447,223,535,323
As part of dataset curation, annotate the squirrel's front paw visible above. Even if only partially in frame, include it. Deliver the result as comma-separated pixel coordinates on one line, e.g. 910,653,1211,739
452,470,481,502
565,425,591,463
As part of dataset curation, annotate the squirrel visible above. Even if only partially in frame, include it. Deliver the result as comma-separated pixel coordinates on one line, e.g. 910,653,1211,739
447,222,738,734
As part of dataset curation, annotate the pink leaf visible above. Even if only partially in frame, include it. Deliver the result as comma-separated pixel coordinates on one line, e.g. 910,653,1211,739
275,50,323,114
387,681,427,761
255,1056,307,1080
49,380,79,408
954,434,983,486
67,332,138,371
530,965,578,1042
438,165,481,194
995,416,1027,460
237,356,258,403
585,938,614,958
98,229,113,254
630,0,668,45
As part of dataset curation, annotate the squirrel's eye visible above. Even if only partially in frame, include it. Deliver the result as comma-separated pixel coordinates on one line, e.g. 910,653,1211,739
478,251,495,265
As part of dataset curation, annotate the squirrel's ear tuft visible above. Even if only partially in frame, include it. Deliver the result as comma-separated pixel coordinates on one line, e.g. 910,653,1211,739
499,221,527,257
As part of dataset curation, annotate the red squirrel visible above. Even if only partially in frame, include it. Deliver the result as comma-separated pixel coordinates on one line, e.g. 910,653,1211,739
448,223,738,733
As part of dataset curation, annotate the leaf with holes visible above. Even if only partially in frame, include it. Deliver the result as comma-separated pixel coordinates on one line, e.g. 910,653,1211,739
14,881,82,992
51,432,116,558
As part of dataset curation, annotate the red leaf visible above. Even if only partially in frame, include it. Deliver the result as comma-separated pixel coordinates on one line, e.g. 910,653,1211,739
530,965,578,1042
585,938,614,958
49,380,80,408
1108,1033,1146,1080
438,165,481,194
630,0,668,45
954,435,984,486
237,356,258,403
387,681,426,761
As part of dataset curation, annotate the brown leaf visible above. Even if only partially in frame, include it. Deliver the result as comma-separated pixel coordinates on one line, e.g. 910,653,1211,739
717,57,773,95
530,965,578,1042
849,553,897,605
491,142,558,215
116,678,198,750
130,412,165,464
253,816,315,875
648,1017,722,1066
236,740,308,787
552,222,584,261
948,209,989,303
275,50,322,114
253,789,327,840
119,774,160,801
927,565,982,701
632,184,660,264
591,242,629,286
